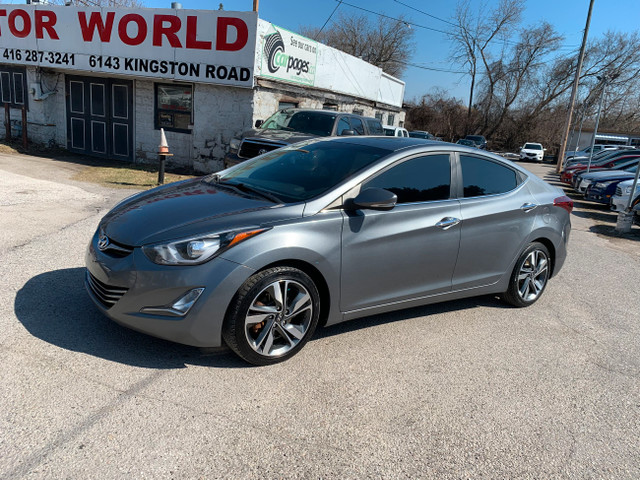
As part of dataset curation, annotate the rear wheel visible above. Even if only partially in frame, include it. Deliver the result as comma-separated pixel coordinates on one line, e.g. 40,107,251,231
222,267,320,365
503,242,551,307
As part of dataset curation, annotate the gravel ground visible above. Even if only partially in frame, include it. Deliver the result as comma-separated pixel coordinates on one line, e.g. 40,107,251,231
1,153,639,479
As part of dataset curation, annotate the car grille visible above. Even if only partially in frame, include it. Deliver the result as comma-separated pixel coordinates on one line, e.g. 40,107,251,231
98,237,134,258
238,139,288,159
616,186,623,196
86,270,128,309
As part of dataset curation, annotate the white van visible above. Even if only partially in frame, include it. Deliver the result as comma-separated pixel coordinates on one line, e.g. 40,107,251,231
383,126,409,138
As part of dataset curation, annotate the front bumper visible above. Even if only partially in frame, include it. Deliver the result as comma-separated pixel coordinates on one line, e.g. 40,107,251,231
85,230,255,347
584,187,613,204
576,179,592,193
611,195,630,212
520,153,543,162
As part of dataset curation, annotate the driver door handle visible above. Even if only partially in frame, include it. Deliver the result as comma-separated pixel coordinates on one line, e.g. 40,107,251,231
436,217,461,230
520,203,538,213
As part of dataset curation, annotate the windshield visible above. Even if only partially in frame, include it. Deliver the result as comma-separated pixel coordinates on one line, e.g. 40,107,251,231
259,110,336,136
524,143,542,150
214,140,390,203
593,151,640,165
572,149,619,163
466,135,485,142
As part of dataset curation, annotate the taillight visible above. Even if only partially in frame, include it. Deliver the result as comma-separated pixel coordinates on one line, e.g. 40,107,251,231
554,195,573,214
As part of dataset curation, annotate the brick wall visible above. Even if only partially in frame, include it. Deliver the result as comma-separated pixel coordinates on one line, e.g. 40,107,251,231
1,67,65,147
134,80,254,173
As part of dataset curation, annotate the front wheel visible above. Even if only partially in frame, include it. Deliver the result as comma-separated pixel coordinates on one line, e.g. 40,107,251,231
222,266,321,366
503,242,551,307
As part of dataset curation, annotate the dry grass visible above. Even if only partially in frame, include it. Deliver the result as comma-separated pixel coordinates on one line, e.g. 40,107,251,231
0,140,198,190
72,163,197,189
0,143,21,154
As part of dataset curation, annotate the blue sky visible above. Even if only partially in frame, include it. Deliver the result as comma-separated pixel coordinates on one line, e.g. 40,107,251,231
9,0,638,102
153,0,637,102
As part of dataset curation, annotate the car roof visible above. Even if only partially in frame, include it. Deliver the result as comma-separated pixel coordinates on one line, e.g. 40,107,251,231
281,108,357,117
303,136,511,161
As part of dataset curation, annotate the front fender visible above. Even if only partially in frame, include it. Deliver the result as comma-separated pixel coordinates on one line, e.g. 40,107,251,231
219,211,344,326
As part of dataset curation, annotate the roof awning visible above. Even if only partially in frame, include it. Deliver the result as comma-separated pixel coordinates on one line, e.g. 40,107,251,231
595,134,629,141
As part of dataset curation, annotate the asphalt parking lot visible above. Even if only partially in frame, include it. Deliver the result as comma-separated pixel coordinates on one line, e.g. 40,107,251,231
1,152,639,479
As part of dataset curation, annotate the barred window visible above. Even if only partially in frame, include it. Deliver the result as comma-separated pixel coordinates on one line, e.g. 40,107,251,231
155,83,193,133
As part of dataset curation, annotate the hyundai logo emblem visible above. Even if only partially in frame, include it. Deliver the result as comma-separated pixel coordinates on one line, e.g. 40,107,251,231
98,232,110,251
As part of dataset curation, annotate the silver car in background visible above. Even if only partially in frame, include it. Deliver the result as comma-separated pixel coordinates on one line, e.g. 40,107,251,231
86,137,572,365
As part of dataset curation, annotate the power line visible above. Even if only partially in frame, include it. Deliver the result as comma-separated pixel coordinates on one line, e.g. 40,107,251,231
337,0,454,36
391,0,458,28
396,60,467,74
337,0,580,49
316,0,343,38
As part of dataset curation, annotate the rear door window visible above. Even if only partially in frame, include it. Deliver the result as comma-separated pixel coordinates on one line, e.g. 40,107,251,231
460,155,519,197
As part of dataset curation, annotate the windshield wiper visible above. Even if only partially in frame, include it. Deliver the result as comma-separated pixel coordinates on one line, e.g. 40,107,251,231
216,180,282,204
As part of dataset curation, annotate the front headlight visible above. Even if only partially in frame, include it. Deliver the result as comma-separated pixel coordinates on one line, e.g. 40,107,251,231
142,228,268,265
595,182,609,189
229,138,241,152
625,186,633,194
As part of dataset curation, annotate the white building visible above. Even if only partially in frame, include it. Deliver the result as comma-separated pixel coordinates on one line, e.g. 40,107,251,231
0,4,405,172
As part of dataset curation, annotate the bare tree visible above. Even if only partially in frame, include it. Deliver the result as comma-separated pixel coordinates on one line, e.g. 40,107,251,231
476,22,564,137
449,0,524,131
405,89,470,141
301,12,415,78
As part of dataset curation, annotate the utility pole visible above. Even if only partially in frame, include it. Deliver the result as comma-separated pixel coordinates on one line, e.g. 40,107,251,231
253,0,259,12
585,76,608,174
555,0,594,173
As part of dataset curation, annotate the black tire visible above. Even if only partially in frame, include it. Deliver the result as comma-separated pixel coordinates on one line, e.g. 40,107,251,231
222,266,321,366
503,242,551,308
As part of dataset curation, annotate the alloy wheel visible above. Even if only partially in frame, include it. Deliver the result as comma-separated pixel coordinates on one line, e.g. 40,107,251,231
517,249,549,302
244,279,313,357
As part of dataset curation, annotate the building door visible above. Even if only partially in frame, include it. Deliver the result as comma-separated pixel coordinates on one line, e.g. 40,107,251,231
66,75,133,161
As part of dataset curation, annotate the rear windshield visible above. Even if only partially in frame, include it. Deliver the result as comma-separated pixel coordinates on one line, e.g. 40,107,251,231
260,110,336,136
216,140,390,203
524,143,542,150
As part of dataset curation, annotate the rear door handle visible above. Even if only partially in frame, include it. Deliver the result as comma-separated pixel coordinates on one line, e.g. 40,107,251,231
520,203,538,213
436,217,461,230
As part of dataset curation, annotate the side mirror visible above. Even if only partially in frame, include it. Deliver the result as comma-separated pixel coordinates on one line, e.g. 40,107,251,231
255,119,263,128
349,187,397,211
519,147,523,151
340,129,356,136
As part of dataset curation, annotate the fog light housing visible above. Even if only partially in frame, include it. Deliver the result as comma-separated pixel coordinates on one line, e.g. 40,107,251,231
140,288,205,317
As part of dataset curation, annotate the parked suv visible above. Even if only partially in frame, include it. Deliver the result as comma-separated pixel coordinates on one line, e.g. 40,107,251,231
224,109,384,167
519,142,545,162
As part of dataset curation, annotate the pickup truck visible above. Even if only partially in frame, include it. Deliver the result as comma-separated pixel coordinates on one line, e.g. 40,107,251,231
224,109,384,167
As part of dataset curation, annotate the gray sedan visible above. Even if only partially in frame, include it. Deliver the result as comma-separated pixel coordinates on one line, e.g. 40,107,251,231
86,137,572,365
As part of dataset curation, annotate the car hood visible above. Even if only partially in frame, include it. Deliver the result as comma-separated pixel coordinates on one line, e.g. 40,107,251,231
581,170,636,181
522,149,542,154
242,128,319,144
100,178,302,246
617,179,640,188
